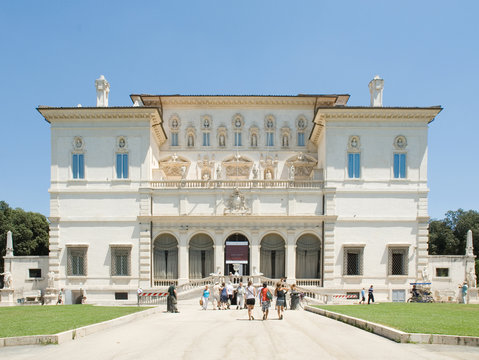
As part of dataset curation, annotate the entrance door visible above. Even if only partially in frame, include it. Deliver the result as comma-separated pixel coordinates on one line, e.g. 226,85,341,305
224,233,250,276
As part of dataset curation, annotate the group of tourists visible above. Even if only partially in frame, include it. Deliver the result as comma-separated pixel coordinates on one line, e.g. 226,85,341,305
201,280,291,320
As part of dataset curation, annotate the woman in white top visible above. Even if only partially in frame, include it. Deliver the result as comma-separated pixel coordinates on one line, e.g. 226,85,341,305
236,282,245,310
245,280,257,320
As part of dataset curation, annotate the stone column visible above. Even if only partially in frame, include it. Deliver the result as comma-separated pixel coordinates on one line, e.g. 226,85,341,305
214,229,225,277
178,231,189,285
285,229,296,283
250,229,260,278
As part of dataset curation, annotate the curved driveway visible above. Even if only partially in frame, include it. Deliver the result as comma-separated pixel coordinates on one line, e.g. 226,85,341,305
1,299,479,360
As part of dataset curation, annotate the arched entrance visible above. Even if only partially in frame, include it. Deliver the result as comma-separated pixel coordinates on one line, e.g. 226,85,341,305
189,234,214,279
296,234,321,279
224,233,250,276
260,234,285,279
153,234,178,280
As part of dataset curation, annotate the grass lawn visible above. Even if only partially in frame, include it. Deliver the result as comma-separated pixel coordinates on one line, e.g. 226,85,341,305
0,305,151,338
315,303,479,337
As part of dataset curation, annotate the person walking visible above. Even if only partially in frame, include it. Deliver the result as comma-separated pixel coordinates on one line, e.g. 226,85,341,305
367,285,374,304
236,282,245,310
359,288,366,304
202,285,210,310
167,282,179,313
245,280,257,320
275,282,287,320
213,282,220,310
226,281,234,309
260,282,272,320
220,282,228,310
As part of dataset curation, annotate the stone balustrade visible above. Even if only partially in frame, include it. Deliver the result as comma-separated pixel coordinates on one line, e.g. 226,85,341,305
150,180,323,189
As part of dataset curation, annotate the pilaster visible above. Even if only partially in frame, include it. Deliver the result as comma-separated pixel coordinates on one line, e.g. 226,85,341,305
138,223,151,288
322,221,336,286
178,230,189,284
250,228,260,275
416,219,429,280
285,229,296,282
214,228,224,275
48,219,61,281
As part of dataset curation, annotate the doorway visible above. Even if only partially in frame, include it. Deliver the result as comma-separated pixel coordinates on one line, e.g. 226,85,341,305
224,233,250,276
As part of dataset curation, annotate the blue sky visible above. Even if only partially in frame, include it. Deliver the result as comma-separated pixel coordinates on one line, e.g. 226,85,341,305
0,1,477,219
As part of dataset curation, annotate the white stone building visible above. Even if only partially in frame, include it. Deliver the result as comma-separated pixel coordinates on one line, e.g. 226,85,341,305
2,75,476,305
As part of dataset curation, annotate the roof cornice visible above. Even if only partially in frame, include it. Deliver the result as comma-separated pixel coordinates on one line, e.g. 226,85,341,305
37,106,162,122
131,94,350,109
314,107,442,121
37,106,167,146
309,106,442,145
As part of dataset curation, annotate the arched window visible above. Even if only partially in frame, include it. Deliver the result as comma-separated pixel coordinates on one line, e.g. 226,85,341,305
347,136,360,179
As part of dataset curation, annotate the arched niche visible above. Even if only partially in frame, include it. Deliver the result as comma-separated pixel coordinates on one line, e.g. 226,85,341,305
260,234,285,279
189,233,214,279
296,234,321,279
153,234,178,279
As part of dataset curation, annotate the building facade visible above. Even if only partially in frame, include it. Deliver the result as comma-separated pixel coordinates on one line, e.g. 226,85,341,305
12,75,472,305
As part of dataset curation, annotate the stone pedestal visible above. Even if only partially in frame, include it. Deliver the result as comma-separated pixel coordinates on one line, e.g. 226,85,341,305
0,288,15,305
467,288,478,304
43,288,59,305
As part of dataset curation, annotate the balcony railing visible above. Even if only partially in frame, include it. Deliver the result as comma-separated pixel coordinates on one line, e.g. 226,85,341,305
150,180,323,189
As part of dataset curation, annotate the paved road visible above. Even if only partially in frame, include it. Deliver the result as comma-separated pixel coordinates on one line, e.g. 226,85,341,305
1,299,479,360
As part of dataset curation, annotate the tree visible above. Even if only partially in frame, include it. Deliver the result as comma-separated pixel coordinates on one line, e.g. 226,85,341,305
429,209,479,282
0,201,49,274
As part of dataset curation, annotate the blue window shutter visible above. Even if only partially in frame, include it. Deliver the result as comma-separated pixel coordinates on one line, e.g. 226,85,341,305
123,154,128,178
298,133,304,146
400,153,406,178
238,133,241,146
78,154,84,179
116,154,122,179
348,153,354,178
354,153,360,178
394,154,400,178
72,154,78,179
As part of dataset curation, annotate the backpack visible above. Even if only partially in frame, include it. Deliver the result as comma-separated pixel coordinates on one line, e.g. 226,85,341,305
262,287,272,301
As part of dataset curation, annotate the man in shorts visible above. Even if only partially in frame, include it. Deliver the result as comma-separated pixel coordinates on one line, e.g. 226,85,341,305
260,282,271,320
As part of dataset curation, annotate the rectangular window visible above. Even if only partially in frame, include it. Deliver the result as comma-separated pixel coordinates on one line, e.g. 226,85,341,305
393,153,406,178
116,153,129,179
343,248,363,276
298,132,305,146
203,132,210,146
348,153,360,178
29,269,42,278
388,247,408,276
115,292,128,300
436,268,449,277
67,247,87,276
72,153,84,179
171,133,178,146
111,247,131,276
234,132,242,146
266,132,274,146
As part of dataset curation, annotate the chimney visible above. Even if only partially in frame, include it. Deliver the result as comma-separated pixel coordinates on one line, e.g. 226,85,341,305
368,75,384,107
95,75,110,107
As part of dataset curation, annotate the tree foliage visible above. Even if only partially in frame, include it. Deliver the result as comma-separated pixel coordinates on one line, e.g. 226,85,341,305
429,209,479,256
0,201,49,273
